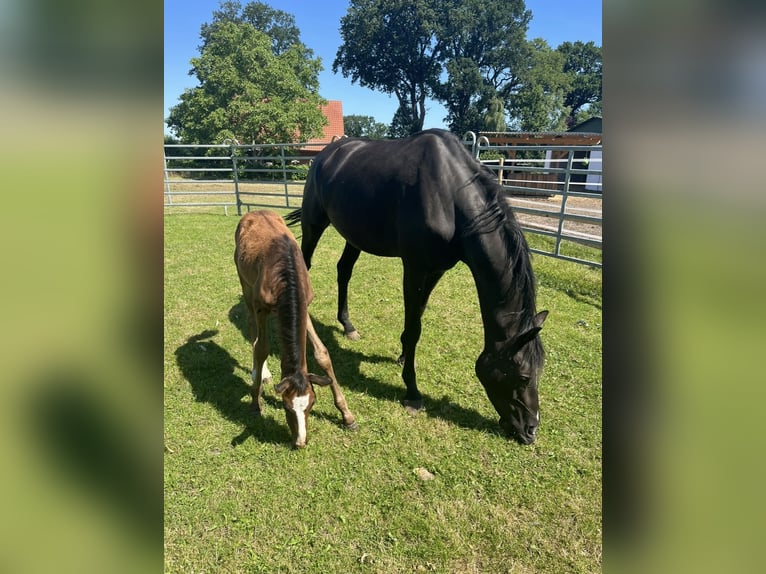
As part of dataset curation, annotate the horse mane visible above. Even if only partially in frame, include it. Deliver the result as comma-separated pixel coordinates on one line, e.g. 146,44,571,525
272,234,309,392
462,166,543,360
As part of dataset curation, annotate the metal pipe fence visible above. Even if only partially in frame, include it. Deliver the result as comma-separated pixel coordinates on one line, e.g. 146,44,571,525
165,133,602,268
462,131,602,268
164,140,326,215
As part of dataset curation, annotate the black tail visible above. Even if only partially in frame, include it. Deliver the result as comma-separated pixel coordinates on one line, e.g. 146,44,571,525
284,208,302,227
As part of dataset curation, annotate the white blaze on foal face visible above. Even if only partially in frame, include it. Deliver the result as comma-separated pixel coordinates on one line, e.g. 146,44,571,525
290,393,311,446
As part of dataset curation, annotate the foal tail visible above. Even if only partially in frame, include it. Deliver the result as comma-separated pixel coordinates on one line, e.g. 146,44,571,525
284,208,302,227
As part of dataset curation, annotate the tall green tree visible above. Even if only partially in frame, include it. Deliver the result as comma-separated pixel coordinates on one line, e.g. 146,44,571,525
343,115,388,138
509,38,571,132
334,0,444,135
387,104,418,138
435,0,530,134
202,0,302,56
166,1,326,144
557,40,602,127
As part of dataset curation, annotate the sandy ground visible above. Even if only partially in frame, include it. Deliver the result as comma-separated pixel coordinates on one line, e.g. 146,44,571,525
506,193,602,243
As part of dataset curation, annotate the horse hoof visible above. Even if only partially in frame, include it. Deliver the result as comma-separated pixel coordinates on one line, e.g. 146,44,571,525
345,330,361,341
344,421,360,432
250,406,263,417
401,399,423,415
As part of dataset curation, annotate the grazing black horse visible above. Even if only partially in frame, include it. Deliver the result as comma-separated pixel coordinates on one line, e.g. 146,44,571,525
285,129,548,444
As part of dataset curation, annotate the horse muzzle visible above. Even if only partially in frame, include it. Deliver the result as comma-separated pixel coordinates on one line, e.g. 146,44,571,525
500,418,537,445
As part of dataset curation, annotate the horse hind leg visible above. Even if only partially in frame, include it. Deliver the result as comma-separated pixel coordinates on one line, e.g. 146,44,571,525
306,315,358,430
337,242,361,340
299,207,330,271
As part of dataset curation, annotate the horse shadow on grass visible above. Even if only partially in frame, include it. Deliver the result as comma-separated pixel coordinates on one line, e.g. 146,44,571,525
173,328,291,448
178,299,503,446
309,318,502,437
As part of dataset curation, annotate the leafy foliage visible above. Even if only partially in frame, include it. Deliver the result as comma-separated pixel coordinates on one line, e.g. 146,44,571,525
333,0,600,134
509,38,572,132
483,97,506,132
334,0,444,135
343,114,389,138
166,1,326,144
557,41,602,127
166,1,602,143
436,0,531,134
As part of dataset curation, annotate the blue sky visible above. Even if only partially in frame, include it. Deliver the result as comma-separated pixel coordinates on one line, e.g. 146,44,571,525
164,0,602,134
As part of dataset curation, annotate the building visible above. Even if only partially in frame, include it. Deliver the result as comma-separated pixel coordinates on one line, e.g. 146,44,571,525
477,117,602,195
567,116,602,193
300,100,345,156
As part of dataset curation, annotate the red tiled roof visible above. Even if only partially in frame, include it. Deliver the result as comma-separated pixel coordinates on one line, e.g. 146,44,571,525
302,101,344,150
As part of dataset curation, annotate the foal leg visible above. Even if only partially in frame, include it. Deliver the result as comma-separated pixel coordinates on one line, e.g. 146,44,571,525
337,242,361,340
399,267,445,413
250,309,271,416
306,315,358,430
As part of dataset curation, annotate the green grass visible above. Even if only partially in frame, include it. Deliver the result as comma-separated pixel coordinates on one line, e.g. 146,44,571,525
164,210,602,573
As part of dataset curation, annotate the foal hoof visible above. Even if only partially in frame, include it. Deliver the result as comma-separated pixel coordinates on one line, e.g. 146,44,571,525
344,421,360,432
345,329,361,341
401,399,423,415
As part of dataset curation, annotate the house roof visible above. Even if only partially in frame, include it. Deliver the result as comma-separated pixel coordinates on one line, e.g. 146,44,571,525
302,101,344,151
568,116,602,133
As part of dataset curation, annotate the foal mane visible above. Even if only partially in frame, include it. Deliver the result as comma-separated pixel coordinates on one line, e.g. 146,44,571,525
272,234,309,391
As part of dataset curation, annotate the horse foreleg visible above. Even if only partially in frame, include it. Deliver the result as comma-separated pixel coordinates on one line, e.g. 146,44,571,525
250,309,271,416
337,242,361,340
399,268,445,413
306,315,358,430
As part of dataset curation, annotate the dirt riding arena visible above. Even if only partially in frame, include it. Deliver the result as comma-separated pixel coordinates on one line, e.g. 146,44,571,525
506,193,602,244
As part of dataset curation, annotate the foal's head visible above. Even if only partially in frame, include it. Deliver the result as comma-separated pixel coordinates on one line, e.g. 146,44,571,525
475,311,548,445
274,373,333,448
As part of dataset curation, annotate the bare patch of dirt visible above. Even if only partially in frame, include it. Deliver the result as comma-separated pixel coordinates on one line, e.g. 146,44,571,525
505,193,602,242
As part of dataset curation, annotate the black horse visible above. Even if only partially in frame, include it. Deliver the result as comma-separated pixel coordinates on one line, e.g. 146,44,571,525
285,129,548,444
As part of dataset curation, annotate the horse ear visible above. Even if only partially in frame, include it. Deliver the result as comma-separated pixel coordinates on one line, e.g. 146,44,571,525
509,326,543,355
308,373,333,387
507,311,548,354
274,379,291,395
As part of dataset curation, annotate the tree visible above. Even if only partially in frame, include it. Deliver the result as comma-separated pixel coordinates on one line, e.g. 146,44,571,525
509,38,571,132
435,0,531,134
343,115,388,138
202,0,302,56
387,104,417,138
334,0,444,135
166,1,326,144
557,41,602,127
483,97,506,132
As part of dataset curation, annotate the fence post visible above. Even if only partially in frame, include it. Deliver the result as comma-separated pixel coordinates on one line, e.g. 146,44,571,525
555,150,575,257
497,156,504,186
280,145,290,206
163,152,173,205
228,141,241,216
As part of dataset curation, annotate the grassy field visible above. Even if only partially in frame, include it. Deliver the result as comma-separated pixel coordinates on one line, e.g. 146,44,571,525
164,210,602,573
